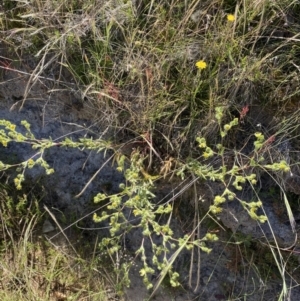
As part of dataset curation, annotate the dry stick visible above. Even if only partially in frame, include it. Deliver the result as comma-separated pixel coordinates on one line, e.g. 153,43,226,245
48,203,109,242
0,65,72,84
75,153,115,198
141,131,163,170
43,205,78,256
164,176,200,205
1,63,76,111
20,53,58,111
149,210,211,301
189,174,201,292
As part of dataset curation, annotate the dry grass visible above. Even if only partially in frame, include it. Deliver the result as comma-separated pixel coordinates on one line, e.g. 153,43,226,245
2,0,300,157
1,0,300,300
0,190,119,301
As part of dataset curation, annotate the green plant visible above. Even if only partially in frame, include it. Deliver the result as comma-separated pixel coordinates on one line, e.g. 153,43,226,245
0,107,292,294
0,179,116,301
0,118,214,290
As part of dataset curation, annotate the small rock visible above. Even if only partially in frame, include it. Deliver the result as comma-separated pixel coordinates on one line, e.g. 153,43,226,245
42,219,55,233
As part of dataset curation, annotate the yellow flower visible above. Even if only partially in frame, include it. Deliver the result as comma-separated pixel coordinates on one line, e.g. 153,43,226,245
214,195,226,205
227,14,235,22
27,158,35,168
195,60,207,70
9,124,16,131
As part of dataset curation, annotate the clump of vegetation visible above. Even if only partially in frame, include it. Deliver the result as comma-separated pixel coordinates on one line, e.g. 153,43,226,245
0,107,292,296
1,0,300,300
0,187,114,301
